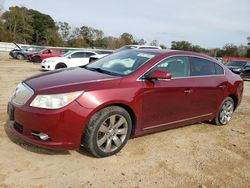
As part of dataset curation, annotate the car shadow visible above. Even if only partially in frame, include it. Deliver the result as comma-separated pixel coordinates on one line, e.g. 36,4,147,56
4,120,70,155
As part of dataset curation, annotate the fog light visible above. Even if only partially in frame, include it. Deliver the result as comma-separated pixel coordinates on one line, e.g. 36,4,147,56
32,132,50,141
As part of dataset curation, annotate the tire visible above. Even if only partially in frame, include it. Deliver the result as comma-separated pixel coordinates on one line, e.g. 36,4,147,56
16,53,25,60
32,56,41,63
83,106,132,157
213,97,234,126
55,63,67,69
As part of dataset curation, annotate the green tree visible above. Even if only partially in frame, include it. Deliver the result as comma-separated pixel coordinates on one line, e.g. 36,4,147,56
136,38,146,45
171,41,193,51
222,43,239,57
58,21,71,42
80,26,94,47
2,6,34,43
246,48,250,58
120,32,134,45
30,9,60,45
150,40,159,46
93,29,105,47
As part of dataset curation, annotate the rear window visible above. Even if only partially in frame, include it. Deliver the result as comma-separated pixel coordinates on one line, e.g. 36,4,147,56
215,63,224,75
190,57,216,76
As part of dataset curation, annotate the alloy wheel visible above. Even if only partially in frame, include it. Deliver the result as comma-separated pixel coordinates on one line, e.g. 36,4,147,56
96,114,128,153
219,100,234,125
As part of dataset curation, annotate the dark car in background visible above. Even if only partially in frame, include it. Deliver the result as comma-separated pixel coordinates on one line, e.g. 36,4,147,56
226,60,250,80
9,43,44,60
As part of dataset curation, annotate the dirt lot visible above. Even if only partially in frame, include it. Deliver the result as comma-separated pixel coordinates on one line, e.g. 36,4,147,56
0,52,249,188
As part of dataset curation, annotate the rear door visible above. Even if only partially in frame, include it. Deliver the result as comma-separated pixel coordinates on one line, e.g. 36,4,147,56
189,57,226,116
69,52,96,67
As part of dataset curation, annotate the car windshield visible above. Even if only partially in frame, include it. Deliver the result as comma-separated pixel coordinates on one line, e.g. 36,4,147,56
59,51,72,57
227,61,246,67
96,51,113,55
85,50,157,76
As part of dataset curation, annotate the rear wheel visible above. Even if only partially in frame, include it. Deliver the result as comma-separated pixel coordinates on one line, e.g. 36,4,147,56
83,106,132,157
55,63,67,69
213,97,234,125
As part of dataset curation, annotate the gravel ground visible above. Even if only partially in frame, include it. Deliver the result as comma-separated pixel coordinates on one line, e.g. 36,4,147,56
0,52,249,188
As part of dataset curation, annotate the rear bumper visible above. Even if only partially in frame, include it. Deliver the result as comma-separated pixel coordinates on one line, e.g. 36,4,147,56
7,101,92,150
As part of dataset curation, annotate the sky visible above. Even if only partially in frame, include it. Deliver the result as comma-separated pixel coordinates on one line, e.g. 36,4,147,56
1,0,250,48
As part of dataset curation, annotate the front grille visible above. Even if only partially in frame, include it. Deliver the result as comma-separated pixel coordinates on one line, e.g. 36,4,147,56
12,83,34,106
13,122,23,134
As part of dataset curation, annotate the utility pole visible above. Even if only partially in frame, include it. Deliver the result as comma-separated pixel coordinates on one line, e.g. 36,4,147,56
247,36,250,46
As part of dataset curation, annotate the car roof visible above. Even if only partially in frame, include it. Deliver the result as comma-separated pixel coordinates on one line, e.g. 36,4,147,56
131,49,217,62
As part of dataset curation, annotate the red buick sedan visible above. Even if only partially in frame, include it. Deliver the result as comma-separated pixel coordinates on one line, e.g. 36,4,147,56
8,49,243,157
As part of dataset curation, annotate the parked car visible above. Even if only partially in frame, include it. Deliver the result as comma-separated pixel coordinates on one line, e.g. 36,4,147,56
89,54,108,63
9,43,44,60
28,48,65,63
225,60,250,80
7,49,243,157
88,50,113,62
41,50,98,70
116,45,162,52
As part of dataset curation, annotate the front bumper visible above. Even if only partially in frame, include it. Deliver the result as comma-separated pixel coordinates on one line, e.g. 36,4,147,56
7,101,92,150
41,62,55,70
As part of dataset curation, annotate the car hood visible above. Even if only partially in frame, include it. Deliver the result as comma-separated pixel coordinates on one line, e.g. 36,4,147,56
43,57,62,62
226,65,241,70
25,67,121,92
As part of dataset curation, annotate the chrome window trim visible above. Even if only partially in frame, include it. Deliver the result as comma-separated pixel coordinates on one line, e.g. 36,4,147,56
142,113,212,131
137,54,225,81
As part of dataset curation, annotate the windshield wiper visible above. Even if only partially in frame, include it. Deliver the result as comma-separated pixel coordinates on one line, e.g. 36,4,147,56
84,67,121,76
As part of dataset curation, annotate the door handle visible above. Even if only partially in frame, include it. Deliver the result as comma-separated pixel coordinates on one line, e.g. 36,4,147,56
219,85,226,89
184,89,193,93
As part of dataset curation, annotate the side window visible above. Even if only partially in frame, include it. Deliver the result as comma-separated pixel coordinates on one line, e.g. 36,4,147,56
85,52,96,58
190,57,216,76
151,56,190,78
43,49,50,54
215,63,224,75
71,52,86,58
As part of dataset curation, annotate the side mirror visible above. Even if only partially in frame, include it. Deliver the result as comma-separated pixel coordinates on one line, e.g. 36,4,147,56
148,70,172,80
68,56,71,59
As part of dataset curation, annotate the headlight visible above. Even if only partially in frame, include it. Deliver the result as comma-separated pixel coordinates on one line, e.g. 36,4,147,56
30,91,83,109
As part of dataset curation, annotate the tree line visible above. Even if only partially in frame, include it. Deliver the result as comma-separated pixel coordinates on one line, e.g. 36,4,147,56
0,6,249,57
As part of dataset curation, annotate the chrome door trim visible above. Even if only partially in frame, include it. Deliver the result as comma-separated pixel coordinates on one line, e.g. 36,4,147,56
137,54,225,81
142,113,212,130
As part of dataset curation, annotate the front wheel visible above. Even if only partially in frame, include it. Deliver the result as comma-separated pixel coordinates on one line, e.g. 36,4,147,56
32,56,41,63
83,106,132,157
213,97,234,125
16,53,25,60
55,63,67,69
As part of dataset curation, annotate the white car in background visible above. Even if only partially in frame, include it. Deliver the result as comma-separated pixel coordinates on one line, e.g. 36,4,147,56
116,45,162,52
41,50,98,70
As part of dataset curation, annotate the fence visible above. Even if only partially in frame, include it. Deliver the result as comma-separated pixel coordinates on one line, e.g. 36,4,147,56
0,42,30,52
0,42,113,53
223,57,250,63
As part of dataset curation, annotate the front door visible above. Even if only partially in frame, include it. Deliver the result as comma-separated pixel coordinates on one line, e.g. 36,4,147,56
141,56,194,130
